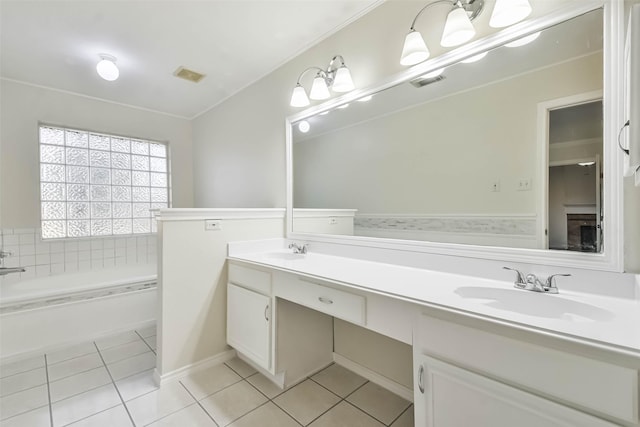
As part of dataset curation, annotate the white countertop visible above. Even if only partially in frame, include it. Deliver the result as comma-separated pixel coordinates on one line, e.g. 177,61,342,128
228,249,640,357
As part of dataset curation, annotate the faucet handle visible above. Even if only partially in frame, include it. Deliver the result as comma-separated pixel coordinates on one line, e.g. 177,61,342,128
544,274,571,293
503,267,526,288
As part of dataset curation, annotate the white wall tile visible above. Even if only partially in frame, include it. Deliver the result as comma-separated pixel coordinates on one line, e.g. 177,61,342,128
35,242,50,255
51,263,65,274
3,234,20,245
65,241,79,252
21,267,36,279
20,245,35,256
91,259,104,270
19,233,35,245
91,240,103,251
78,260,91,271
78,241,91,251
35,253,51,265
36,265,50,276
20,255,35,267
65,262,78,273
50,242,64,253
51,253,65,264
104,258,115,268
78,250,91,261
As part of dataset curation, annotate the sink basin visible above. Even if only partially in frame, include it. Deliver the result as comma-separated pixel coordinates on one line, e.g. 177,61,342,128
263,252,306,261
454,286,613,321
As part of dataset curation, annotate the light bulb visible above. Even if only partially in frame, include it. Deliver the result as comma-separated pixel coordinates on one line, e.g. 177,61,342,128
400,30,430,66
490,0,532,28
298,120,310,133
290,84,310,107
96,54,119,81
505,32,540,47
441,6,476,47
461,51,488,63
309,75,330,100
332,66,355,92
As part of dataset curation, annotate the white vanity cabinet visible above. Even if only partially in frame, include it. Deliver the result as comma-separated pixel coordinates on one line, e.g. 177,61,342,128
413,313,638,427
227,263,273,371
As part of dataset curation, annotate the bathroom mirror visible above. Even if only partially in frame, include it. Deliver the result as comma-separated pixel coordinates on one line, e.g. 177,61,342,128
287,2,623,271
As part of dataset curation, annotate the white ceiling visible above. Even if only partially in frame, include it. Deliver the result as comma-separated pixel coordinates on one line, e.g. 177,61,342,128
0,0,380,119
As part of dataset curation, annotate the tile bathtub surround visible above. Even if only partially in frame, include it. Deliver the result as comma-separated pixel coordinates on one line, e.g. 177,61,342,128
0,328,413,426
0,228,157,283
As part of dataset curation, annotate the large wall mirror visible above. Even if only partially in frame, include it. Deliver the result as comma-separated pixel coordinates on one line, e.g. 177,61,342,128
287,1,623,271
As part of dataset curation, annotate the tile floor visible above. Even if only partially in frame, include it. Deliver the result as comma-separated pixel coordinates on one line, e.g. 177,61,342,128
0,326,413,426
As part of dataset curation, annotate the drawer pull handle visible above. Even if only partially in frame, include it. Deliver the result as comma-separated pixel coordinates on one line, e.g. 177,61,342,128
264,305,269,321
318,297,333,305
418,365,425,394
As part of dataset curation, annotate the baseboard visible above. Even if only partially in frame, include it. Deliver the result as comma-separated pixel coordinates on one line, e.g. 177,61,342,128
155,349,237,385
333,352,413,402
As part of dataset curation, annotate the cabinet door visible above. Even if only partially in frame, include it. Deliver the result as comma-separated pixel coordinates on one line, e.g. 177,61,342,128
227,284,271,370
415,355,618,427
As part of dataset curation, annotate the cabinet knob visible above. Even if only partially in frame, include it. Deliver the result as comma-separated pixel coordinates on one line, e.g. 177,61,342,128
318,297,333,305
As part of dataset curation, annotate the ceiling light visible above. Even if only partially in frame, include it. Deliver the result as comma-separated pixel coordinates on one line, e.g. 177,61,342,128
290,55,355,107
96,54,119,81
505,31,540,47
298,120,310,133
490,0,532,28
461,51,488,63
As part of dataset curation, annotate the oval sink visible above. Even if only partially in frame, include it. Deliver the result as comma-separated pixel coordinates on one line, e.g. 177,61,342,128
263,252,306,261
454,286,613,321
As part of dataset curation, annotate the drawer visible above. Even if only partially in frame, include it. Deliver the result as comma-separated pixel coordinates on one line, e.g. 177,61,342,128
274,274,365,325
414,314,639,424
228,263,271,295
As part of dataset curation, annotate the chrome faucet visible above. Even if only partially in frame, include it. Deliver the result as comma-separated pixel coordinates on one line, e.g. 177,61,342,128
288,243,308,254
0,250,26,275
503,267,570,294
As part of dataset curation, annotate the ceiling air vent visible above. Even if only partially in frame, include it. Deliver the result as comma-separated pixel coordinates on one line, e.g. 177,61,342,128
173,66,206,83
410,74,445,88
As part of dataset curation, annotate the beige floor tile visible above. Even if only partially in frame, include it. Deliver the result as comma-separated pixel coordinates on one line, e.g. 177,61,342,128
115,369,158,402
273,379,340,425
107,351,156,381
227,402,299,427
48,353,103,382
224,358,257,379
0,385,49,420
46,342,96,365
125,381,194,426
311,364,367,398
0,356,45,378
390,406,414,427
199,381,267,426
50,367,111,403
245,373,287,399
51,383,121,426
100,340,150,365
179,364,242,400
66,405,133,426
0,367,47,397
346,382,411,425
147,403,216,427
309,401,385,427
0,404,50,427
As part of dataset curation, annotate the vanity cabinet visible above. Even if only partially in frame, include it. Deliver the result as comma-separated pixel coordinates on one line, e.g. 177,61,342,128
227,263,273,371
413,313,638,427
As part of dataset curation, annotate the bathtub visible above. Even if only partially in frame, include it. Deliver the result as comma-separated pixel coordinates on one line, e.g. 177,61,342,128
0,265,157,362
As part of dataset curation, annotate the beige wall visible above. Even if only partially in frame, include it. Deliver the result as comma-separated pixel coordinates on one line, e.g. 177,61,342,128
294,54,602,215
0,79,194,230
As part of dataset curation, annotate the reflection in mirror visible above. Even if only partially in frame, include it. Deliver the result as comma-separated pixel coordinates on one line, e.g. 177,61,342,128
292,8,604,253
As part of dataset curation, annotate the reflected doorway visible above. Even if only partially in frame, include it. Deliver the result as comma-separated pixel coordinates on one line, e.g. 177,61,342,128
546,99,603,252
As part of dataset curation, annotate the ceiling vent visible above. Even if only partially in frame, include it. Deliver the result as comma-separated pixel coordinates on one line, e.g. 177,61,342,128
410,74,445,88
173,67,206,83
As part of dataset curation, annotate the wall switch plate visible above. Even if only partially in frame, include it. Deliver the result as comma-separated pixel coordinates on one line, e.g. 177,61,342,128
490,180,500,192
517,179,532,191
329,217,338,225
205,219,222,231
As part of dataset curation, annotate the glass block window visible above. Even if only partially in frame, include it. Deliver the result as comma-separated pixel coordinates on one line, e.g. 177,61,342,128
39,125,169,239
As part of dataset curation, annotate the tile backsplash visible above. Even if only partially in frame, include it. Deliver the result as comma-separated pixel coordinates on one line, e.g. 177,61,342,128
0,228,157,283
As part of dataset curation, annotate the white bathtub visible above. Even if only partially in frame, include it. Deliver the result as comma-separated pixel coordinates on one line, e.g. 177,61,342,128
0,265,157,361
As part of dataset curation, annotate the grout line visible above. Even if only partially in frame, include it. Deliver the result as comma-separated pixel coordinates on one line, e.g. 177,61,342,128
0,362,47,380
342,399,389,426
93,342,137,427
48,363,105,384
134,331,155,355
43,355,54,427
178,381,220,427
268,399,304,426
46,349,98,367
387,404,413,427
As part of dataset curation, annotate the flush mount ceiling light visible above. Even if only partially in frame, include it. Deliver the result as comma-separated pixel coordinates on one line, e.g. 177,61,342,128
96,54,119,81
400,0,532,66
290,55,355,107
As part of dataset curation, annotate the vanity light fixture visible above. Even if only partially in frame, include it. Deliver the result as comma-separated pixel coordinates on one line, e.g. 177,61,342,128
461,51,488,63
96,54,119,81
504,31,541,47
357,95,373,102
290,55,355,107
400,0,532,66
